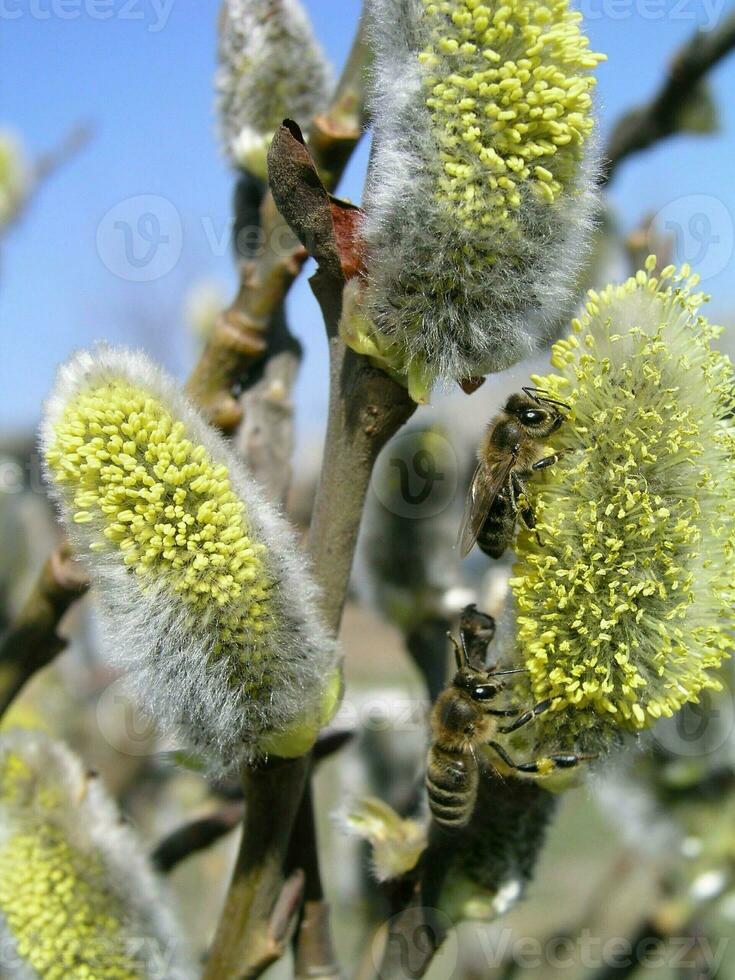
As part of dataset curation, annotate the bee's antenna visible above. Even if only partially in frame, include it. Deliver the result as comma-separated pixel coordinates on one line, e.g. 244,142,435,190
460,627,473,669
522,386,570,412
448,632,465,670
492,668,527,676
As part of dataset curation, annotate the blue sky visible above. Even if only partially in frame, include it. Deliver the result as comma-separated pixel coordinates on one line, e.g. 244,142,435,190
3,0,735,438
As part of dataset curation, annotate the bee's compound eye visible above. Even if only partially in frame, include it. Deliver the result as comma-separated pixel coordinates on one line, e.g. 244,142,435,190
472,684,498,701
520,409,546,425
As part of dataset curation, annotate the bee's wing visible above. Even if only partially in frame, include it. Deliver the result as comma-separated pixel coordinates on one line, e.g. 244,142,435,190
457,457,513,558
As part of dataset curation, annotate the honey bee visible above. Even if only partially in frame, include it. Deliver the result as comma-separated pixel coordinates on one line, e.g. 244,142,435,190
426,605,591,831
458,387,569,560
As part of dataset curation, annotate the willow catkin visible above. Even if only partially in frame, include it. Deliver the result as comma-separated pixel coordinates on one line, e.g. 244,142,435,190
41,346,340,773
348,0,604,401
510,260,735,752
0,731,195,980
216,0,333,178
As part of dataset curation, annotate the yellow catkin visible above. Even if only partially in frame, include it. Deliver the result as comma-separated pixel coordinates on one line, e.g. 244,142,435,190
0,827,142,980
511,261,735,746
42,350,341,767
45,381,273,678
419,0,604,234
0,747,145,979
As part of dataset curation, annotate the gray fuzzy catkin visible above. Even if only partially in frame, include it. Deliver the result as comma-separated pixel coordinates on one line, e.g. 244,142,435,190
361,0,603,386
216,0,333,176
0,731,196,979
40,346,339,774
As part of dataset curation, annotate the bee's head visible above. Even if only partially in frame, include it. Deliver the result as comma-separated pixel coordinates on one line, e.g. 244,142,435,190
505,389,568,437
453,666,502,702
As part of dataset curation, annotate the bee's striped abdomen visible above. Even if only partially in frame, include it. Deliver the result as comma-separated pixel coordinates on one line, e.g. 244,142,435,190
426,745,479,829
477,496,514,560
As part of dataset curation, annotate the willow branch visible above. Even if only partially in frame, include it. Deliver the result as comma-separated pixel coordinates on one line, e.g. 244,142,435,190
202,112,416,979
151,803,244,873
202,757,311,980
586,920,668,980
186,8,371,432
288,782,341,980
33,123,94,186
602,10,735,183
153,730,354,873
234,308,302,501
0,546,89,717
586,873,729,980
0,122,93,240
367,831,457,980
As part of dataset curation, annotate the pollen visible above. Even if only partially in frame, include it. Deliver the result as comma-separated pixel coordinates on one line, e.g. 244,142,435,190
419,0,604,233
45,381,273,676
511,262,735,746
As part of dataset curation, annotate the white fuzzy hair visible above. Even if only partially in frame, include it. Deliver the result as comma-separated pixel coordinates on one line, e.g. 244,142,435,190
40,345,338,774
363,0,600,383
0,730,196,979
216,0,333,171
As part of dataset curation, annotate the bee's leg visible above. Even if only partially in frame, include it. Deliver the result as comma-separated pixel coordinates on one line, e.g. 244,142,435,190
505,475,519,516
532,450,568,472
488,740,595,775
509,472,527,515
498,698,553,734
484,705,522,717
511,472,541,544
